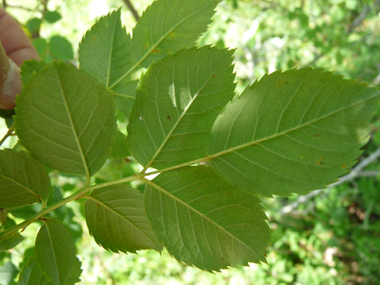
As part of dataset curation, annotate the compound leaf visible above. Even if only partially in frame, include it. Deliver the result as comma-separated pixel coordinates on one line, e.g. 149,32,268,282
0,149,50,208
84,185,162,253
145,166,270,272
15,62,117,177
128,46,235,170
207,69,380,196
35,218,79,285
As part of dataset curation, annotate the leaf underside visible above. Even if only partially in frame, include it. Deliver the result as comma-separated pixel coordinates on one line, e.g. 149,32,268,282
128,46,236,170
35,218,79,285
207,68,380,196
18,256,52,285
85,185,162,253
15,62,117,177
78,0,220,117
132,0,220,68
0,149,50,208
145,166,270,272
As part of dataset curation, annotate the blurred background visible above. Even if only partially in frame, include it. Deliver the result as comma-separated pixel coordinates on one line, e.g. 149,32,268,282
1,0,380,284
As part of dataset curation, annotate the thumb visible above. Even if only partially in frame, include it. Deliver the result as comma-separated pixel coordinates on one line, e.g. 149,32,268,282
0,41,22,110
0,8,39,110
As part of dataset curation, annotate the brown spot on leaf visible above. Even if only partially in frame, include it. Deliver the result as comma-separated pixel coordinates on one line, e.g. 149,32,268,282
167,115,171,119
315,134,320,137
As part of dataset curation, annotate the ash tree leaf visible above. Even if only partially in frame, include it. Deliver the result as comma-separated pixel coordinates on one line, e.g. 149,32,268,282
18,256,52,285
131,0,220,69
0,149,50,208
35,218,80,285
109,130,130,159
84,185,162,253
207,68,380,196
0,233,25,252
15,62,117,177
144,166,270,272
128,46,235,170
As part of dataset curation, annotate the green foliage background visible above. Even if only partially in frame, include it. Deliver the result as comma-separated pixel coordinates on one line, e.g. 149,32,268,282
1,0,380,284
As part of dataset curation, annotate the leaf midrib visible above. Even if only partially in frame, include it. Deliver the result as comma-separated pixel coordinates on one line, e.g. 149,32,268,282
210,92,379,159
54,66,89,178
44,222,60,284
144,179,257,255
86,195,155,243
142,54,227,172
145,90,379,176
0,174,41,201
105,14,118,88
108,3,215,90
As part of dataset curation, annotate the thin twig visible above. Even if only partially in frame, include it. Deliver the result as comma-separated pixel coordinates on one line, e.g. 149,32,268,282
122,0,139,22
348,4,371,33
1,4,34,11
0,125,14,146
280,147,380,214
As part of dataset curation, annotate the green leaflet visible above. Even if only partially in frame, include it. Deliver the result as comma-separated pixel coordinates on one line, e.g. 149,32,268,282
0,149,50,208
49,36,74,61
144,166,270,272
18,256,81,285
35,218,80,285
109,130,131,159
15,62,117,177
20,60,48,85
207,69,380,196
18,256,52,285
78,1,220,118
113,80,138,118
0,233,24,252
84,185,162,253
128,46,235,170
132,0,220,69
78,9,134,89
0,262,18,285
